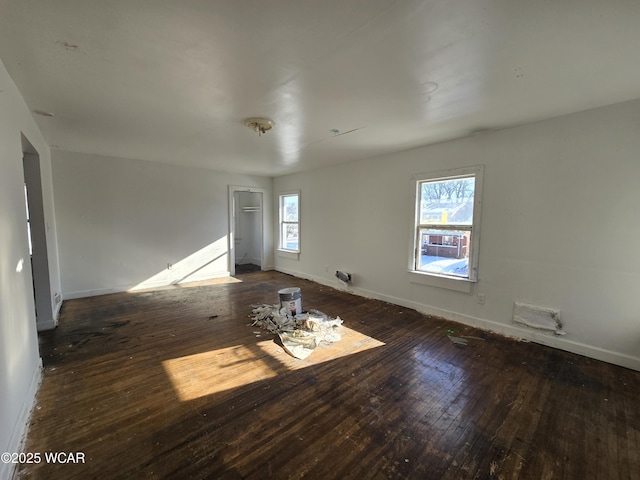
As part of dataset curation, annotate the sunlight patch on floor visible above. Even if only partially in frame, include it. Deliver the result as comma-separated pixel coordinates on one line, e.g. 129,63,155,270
257,325,386,370
162,342,278,401
162,326,385,401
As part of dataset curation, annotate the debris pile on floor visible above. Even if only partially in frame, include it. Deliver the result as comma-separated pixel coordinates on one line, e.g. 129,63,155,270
250,304,343,359
443,328,488,348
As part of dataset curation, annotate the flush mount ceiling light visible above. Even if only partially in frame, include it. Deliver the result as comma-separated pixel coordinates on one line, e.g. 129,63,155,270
244,117,275,136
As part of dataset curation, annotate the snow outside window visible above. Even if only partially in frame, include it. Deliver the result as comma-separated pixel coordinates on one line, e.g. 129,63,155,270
411,166,483,282
279,192,300,252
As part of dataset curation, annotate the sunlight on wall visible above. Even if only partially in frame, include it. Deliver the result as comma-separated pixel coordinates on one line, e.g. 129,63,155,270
162,326,385,401
129,236,229,291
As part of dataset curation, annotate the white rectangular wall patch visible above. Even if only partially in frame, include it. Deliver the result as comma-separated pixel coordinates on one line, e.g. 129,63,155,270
513,302,565,335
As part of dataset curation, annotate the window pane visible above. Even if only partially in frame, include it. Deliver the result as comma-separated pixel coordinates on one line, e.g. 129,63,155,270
283,195,298,222
420,177,474,225
283,223,299,251
418,229,470,277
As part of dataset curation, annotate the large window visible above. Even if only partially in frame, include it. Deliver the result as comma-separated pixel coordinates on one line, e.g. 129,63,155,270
279,192,300,252
411,166,483,281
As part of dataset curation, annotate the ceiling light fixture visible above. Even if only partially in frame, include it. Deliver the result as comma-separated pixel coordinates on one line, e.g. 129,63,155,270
244,117,275,136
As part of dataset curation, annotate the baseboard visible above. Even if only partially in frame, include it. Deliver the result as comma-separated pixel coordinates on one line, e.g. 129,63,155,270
274,266,640,372
36,318,56,332
54,298,63,322
1,359,42,480
274,266,338,289
35,298,63,332
408,303,640,372
65,287,126,300
65,271,233,299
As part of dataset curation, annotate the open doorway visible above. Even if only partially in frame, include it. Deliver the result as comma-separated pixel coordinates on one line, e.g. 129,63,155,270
229,186,265,276
22,137,56,331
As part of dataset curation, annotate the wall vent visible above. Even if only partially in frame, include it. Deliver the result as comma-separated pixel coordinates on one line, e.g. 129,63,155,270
513,302,565,335
335,271,351,283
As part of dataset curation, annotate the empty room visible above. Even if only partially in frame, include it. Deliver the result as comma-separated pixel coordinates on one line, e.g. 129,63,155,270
1,1,639,479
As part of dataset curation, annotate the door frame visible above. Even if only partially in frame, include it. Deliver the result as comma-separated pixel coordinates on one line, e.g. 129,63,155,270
228,185,266,276
22,140,56,331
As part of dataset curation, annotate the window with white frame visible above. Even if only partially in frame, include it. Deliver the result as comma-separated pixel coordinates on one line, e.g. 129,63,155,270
411,166,483,281
279,192,300,252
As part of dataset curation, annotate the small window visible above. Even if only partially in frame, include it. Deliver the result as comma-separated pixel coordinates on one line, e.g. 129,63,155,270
411,166,483,281
279,192,300,252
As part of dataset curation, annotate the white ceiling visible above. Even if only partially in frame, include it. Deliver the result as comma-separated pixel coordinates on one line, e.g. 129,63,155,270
1,0,640,176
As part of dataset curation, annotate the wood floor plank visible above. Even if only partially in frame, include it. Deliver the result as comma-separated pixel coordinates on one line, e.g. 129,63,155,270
14,270,640,479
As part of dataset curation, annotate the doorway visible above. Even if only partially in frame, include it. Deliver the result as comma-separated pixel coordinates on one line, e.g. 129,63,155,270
22,139,55,331
229,186,265,276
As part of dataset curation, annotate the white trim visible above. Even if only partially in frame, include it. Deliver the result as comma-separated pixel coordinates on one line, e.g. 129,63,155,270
277,249,300,261
64,271,233,299
408,270,473,293
64,287,137,299
274,266,640,372
278,190,300,253
1,359,43,480
36,318,56,331
228,185,267,276
54,298,63,321
409,164,484,287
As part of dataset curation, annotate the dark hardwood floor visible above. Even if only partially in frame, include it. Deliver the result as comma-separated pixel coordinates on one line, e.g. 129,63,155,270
234,263,261,274
16,270,640,479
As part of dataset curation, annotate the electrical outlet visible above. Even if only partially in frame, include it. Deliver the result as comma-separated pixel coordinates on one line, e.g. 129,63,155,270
167,263,173,270
477,293,486,305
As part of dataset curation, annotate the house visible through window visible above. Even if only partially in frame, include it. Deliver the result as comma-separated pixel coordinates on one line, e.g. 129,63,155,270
412,166,483,281
279,192,299,252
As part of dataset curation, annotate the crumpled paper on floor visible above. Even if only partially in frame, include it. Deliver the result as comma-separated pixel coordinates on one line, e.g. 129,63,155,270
250,305,343,359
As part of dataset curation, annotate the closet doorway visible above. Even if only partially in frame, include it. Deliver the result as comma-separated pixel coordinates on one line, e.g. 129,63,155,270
229,187,264,275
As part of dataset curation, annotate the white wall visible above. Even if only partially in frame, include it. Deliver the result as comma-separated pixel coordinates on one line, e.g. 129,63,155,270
0,59,61,479
53,151,273,297
274,99,640,371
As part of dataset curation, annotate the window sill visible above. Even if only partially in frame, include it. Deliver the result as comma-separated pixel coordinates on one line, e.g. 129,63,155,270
277,249,300,261
408,270,474,293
